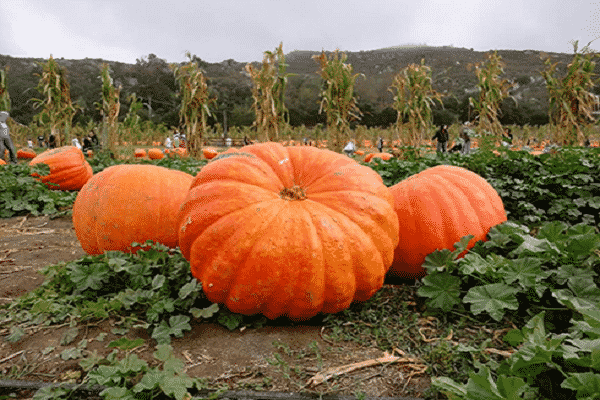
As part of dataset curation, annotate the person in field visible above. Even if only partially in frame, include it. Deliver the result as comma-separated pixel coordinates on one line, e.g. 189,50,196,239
377,137,384,153
502,127,513,147
37,134,45,148
48,133,57,149
0,111,17,164
460,122,472,155
164,135,172,149
343,140,356,157
432,124,449,154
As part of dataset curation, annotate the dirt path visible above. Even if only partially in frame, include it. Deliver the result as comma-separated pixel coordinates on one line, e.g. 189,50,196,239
0,216,428,398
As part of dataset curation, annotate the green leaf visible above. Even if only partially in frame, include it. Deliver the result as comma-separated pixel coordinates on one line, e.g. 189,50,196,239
168,315,191,337
98,386,133,400
6,326,25,342
152,274,166,290
191,303,219,319
107,337,145,350
60,327,79,345
421,249,455,273
464,366,503,400
60,347,82,360
417,272,462,312
561,372,600,398
67,262,110,291
133,369,163,392
159,374,194,400
496,375,530,399
463,284,519,321
510,236,560,257
154,344,175,362
178,280,199,299
498,257,543,288
117,353,148,374
431,376,468,398
217,312,244,331
459,253,497,275
503,329,525,347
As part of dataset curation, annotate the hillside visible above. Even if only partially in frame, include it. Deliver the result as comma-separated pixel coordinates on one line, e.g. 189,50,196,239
0,45,592,129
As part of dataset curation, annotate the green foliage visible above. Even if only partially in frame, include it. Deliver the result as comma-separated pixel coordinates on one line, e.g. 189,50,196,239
0,163,77,218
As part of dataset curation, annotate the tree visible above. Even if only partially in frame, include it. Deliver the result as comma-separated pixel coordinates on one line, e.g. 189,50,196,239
245,43,294,141
31,55,79,146
388,59,443,147
540,38,600,144
312,49,363,152
171,52,216,158
467,51,514,137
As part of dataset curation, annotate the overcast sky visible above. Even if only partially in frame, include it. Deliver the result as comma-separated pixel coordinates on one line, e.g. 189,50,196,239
1,0,600,65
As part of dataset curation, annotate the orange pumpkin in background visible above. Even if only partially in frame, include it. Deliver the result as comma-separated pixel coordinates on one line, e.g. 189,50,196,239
30,146,93,191
134,148,146,158
364,152,393,162
388,165,506,279
17,148,37,159
73,164,194,255
177,142,399,320
148,148,165,160
202,147,219,159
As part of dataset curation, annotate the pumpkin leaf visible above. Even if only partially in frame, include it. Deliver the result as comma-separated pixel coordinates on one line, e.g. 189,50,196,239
190,303,219,319
463,284,519,321
418,272,462,312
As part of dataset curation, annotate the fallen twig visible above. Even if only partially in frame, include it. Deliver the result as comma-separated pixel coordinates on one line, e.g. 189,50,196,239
0,350,25,365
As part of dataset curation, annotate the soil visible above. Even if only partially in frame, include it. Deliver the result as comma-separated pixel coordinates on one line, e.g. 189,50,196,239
0,215,430,399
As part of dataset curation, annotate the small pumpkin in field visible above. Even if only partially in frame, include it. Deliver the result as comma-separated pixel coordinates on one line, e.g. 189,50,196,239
364,152,393,162
355,150,365,156
30,146,93,191
388,165,507,279
202,147,218,159
148,148,165,160
0,159,6,165
73,164,194,254
134,148,146,158
17,148,37,159
177,142,399,320
86,150,93,158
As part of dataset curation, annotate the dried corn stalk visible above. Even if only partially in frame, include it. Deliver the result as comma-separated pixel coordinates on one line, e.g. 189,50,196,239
0,66,11,112
99,63,122,154
389,59,442,147
313,49,364,152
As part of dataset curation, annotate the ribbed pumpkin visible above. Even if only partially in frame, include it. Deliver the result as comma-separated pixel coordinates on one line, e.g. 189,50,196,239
134,148,146,158
0,159,6,165
17,149,37,159
388,165,507,278
177,142,399,320
30,146,93,191
202,147,218,159
364,152,393,162
73,164,194,254
148,148,165,160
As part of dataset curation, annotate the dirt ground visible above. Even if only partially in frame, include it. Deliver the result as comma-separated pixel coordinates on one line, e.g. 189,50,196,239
0,215,429,398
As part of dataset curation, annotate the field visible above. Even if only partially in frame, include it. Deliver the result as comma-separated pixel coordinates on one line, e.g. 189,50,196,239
1,129,599,400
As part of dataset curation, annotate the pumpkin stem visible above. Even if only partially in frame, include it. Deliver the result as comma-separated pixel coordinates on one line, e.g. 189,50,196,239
279,185,307,201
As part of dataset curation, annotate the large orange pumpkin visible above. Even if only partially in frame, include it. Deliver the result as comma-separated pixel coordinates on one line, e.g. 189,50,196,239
17,149,37,159
73,164,194,254
388,165,506,279
30,146,93,191
177,142,399,320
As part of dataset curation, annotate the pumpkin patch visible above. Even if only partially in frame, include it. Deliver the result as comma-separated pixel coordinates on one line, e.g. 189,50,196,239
177,142,399,320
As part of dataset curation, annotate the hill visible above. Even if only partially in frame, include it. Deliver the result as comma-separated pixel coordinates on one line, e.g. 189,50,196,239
0,46,592,129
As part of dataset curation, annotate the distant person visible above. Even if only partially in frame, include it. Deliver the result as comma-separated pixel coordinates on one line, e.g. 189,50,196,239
27,138,34,149
343,140,356,157
72,137,82,150
502,127,513,147
48,133,56,149
584,138,591,147
164,136,172,149
243,135,252,146
82,135,92,152
460,122,472,155
432,124,449,154
377,137,384,153
89,131,100,149
0,111,17,164
173,133,180,148
37,134,45,148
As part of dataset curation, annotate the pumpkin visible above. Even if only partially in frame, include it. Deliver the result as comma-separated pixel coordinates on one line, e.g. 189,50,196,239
177,142,399,320
134,148,146,158
0,159,6,165
148,148,165,160
17,148,37,159
30,146,93,191
202,147,219,159
87,150,93,158
364,152,393,162
388,165,506,279
73,164,194,255
355,150,365,156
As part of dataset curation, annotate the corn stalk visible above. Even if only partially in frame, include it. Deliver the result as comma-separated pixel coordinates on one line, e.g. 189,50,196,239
245,43,294,141
540,38,599,145
171,52,215,158
99,63,122,154
468,51,514,137
388,59,442,148
312,49,364,152
31,55,79,147
0,66,11,112
124,92,143,142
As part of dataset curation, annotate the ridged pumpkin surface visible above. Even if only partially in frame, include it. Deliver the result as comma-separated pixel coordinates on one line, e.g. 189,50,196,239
177,142,399,320
73,164,194,254
388,165,506,278
30,146,93,190
202,147,218,159
17,149,37,159
364,152,393,162
148,148,165,160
